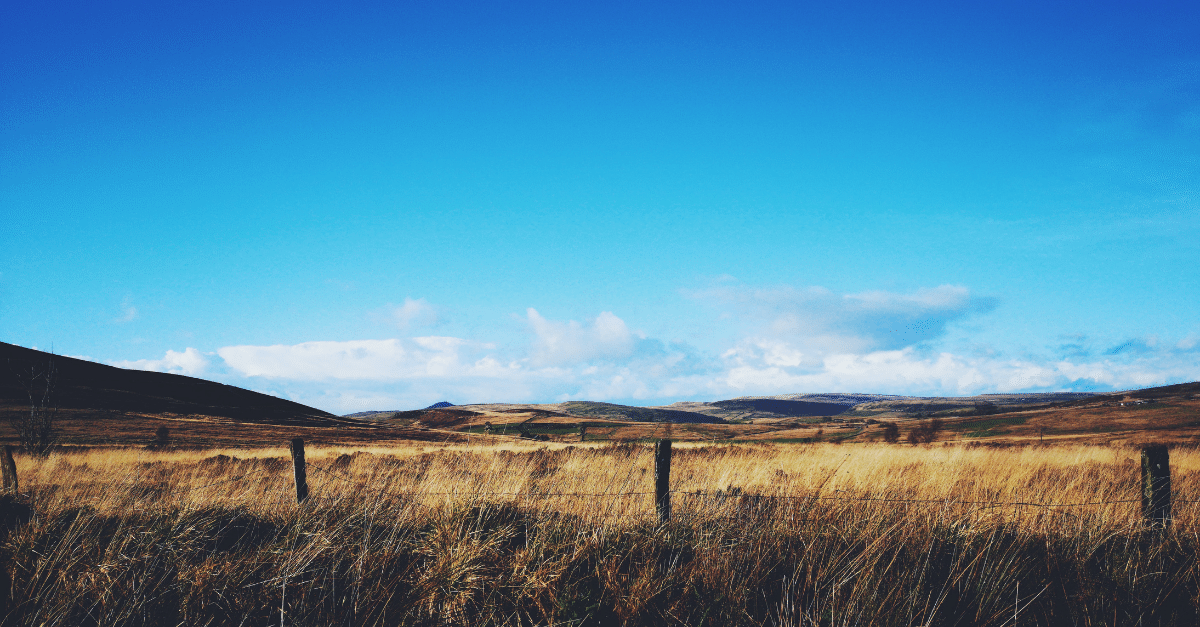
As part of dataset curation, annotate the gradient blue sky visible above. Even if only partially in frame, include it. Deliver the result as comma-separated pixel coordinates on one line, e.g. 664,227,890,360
3,0,1198,413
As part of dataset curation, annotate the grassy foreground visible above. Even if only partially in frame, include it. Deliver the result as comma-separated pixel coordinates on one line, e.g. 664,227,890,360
2,442,1199,626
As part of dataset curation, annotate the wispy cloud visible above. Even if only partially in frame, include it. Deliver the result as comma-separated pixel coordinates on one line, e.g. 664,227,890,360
1105,334,1200,356
688,283,997,354
391,297,439,330
114,297,138,323
218,337,508,381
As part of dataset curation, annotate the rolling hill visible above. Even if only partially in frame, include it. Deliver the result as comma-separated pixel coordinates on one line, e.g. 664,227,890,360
0,342,466,447
1,342,339,425
4,341,1197,448
362,386,1198,445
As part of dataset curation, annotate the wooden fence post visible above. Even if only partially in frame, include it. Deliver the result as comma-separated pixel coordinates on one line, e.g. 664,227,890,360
1,446,17,495
290,438,309,503
1141,445,1171,528
655,439,672,523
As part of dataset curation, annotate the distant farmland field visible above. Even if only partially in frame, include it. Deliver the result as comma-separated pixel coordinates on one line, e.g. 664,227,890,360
3,441,1199,625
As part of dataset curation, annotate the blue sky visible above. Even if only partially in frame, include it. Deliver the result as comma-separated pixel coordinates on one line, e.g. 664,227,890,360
3,0,1198,413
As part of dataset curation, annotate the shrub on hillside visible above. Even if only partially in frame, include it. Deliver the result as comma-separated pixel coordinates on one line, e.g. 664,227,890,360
881,422,900,443
907,419,944,445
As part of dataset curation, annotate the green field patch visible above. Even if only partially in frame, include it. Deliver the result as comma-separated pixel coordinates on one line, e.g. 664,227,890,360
523,423,587,435
749,428,862,445
958,415,1028,438
461,422,610,436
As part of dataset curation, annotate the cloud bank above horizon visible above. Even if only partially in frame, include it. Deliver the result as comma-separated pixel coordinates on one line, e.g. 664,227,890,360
109,283,1200,414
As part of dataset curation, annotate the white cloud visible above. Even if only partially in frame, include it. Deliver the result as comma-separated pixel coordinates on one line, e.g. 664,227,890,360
392,298,438,330
723,349,999,396
113,348,208,376
218,337,509,381
207,332,1200,414
716,344,1200,397
689,283,996,354
197,288,1199,414
526,308,637,365
208,312,707,411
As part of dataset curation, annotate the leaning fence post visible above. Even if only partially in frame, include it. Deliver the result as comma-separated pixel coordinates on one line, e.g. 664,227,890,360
290,438,309,503
655,439,672,523
1,445,17,495
1141,445,1171,528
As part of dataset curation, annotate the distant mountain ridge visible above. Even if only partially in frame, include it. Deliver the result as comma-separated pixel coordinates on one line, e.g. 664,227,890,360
558,401,725,424
347,392,1106,423
739,393,914,406
711,398,850,417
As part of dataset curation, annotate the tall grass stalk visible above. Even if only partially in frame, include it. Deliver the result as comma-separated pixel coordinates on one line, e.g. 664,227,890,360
3,443,1198,625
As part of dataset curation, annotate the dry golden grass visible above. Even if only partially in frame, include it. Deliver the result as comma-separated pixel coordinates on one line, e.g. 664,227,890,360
15,442,1200,531
6,387,1198,451
3,442,1200,625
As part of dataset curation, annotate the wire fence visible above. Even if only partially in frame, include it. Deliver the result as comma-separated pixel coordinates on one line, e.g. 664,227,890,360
298,458,1200,516
9,442,1199,524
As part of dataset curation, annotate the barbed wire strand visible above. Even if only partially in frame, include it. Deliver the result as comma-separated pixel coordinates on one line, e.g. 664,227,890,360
308,462,655,498
303,461,1184,509
16,456,1197,514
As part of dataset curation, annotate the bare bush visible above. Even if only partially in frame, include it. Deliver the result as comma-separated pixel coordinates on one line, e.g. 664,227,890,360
974,401,998,415
153,425,171,448
906,418,944,445
10,354,59,457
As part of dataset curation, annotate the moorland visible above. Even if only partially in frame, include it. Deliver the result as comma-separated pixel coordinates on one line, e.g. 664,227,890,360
2,341,1199,626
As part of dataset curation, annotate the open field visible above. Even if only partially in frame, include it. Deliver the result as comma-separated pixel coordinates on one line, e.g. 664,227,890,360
4,344,1200,624
3,442,1200,625
7,389,1197,451
338,384,1200,448
0,405,476,448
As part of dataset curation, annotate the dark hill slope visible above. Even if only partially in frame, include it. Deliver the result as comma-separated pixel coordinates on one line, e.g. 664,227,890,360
1128,381,1200,400
711,398,849,417
560,401,725,424
1,342,343,426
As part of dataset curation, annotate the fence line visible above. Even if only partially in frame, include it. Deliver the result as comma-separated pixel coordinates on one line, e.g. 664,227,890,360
308,462,656,498
6,440,1196,525
303,459,1162,511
